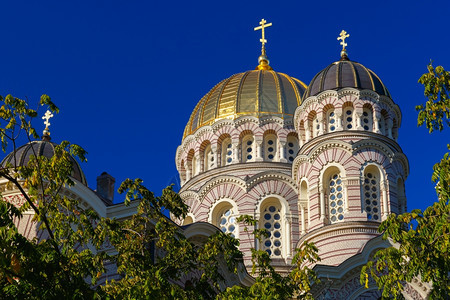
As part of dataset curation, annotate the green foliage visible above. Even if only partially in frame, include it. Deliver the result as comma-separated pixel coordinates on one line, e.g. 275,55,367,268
416,63,450,132
103,181,243,299
0,94,321,299
220,216,320,299
0,94,108,298
361,64,450,299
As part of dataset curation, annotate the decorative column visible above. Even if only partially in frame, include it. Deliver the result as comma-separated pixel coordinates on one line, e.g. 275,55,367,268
255,139,264,161
195,154,201,175
381,180,389,218
300,205,306,234
232,141,239,163
279,141,287,163
374,112,382,134
320,186,326,221
318,114,324,135
305,119,311,142
335,110,343,131
355,111,364,130
185,161,191,182
387,119,393,139
211,144,218,168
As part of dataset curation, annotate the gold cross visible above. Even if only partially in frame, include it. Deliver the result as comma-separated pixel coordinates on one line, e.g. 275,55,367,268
254,19,272,49
337,30,350,50
42,110,54,129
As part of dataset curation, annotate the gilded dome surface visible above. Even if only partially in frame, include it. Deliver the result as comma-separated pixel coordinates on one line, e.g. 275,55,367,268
1,140,87,185
183,70,307,139
304,59,390,99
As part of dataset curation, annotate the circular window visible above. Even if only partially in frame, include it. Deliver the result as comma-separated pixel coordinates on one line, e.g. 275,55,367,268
247,155,252,160
268,147,274,152
268,140,274,145
227,144,232,148
227,158,232,163
288,149,294,154
289,157,294,161
268,154,274,159
264,213,271,220
227,151,232,156
346,110,352,115
264,222,271,229
288,142,294,147
347,124,352,129
247,148,252,152
247,140,252,145
269,206,276,212
274,222,281,229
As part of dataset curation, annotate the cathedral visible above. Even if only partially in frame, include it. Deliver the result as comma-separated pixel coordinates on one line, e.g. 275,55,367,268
173,22,429,299
0,20,432,299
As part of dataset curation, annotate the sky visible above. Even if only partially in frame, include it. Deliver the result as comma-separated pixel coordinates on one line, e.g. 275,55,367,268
0,0,449,212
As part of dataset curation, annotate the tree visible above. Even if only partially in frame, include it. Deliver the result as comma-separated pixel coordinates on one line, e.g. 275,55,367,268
0,94,321,299
360,64,450,299
0,94,245,299
0,94,109,298
102,179,243,299
219,215,320,299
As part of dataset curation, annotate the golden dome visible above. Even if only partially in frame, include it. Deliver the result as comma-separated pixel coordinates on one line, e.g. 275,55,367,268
183,70,307,139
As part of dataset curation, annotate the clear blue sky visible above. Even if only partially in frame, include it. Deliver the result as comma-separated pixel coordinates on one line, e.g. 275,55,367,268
0,1,449,212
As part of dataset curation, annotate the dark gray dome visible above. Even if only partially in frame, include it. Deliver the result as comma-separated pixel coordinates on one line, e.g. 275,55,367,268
1,140,87,185
304,59,390,99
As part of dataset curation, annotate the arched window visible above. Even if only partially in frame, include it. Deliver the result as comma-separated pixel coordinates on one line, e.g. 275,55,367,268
362,106,373,131
264,133,277,161
327,109,337,132
221,137,233,166
328,173,345,223
363,167,381,221
343,106,354,130
260,200,283,257
212,201,237,237
203,144,214,172
242,134,255,163
286,135,299,162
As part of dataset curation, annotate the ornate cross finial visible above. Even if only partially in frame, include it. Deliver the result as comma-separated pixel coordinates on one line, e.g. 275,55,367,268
337,30,350,50
254,19,272,52
42,110,54,139
42,110,54,129
337,30,350,59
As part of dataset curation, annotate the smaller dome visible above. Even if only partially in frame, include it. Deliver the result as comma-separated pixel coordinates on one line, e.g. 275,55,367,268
304,59,390,99
1,140,87,185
